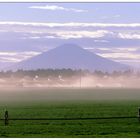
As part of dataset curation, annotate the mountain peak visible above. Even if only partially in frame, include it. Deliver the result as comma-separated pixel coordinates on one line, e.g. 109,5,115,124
55,43,82,51
58,43,81,48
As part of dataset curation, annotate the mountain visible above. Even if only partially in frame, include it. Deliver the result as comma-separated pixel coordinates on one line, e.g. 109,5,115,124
8,44,130,72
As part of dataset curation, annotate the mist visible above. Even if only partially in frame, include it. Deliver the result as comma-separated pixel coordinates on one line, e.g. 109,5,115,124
0,73,140,88
0,71,140,104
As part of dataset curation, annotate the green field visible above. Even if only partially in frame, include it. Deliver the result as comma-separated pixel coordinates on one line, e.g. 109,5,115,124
1,88,140,137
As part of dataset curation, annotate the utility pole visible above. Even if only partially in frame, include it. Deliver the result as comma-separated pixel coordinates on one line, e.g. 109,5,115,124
138,107,140,122
4,110,9,126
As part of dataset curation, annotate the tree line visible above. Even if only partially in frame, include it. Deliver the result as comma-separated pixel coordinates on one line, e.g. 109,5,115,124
0,68,136,78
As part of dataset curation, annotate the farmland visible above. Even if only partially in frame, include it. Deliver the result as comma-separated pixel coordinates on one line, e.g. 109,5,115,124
0,88,140,137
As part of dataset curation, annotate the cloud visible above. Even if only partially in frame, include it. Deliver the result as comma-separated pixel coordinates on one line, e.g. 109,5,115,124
0,52,18,56
97,52,140,60
18,30,111,40
52,30,110,39
1,21,140,28
0,51,41,62
0,57,21,63
118,59,140,65
94,40,109,43
96,51,140,66
27,36,41,39
85,47,138,52
29,5,87,13
1,21,139,41
23,30,140,40
23,35,56,39
118,33,140,39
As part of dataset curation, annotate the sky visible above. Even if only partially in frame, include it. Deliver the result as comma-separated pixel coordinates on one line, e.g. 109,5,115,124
0,3,140,68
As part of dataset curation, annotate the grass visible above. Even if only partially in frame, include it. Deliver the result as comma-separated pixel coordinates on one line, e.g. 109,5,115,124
0,88,140,137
